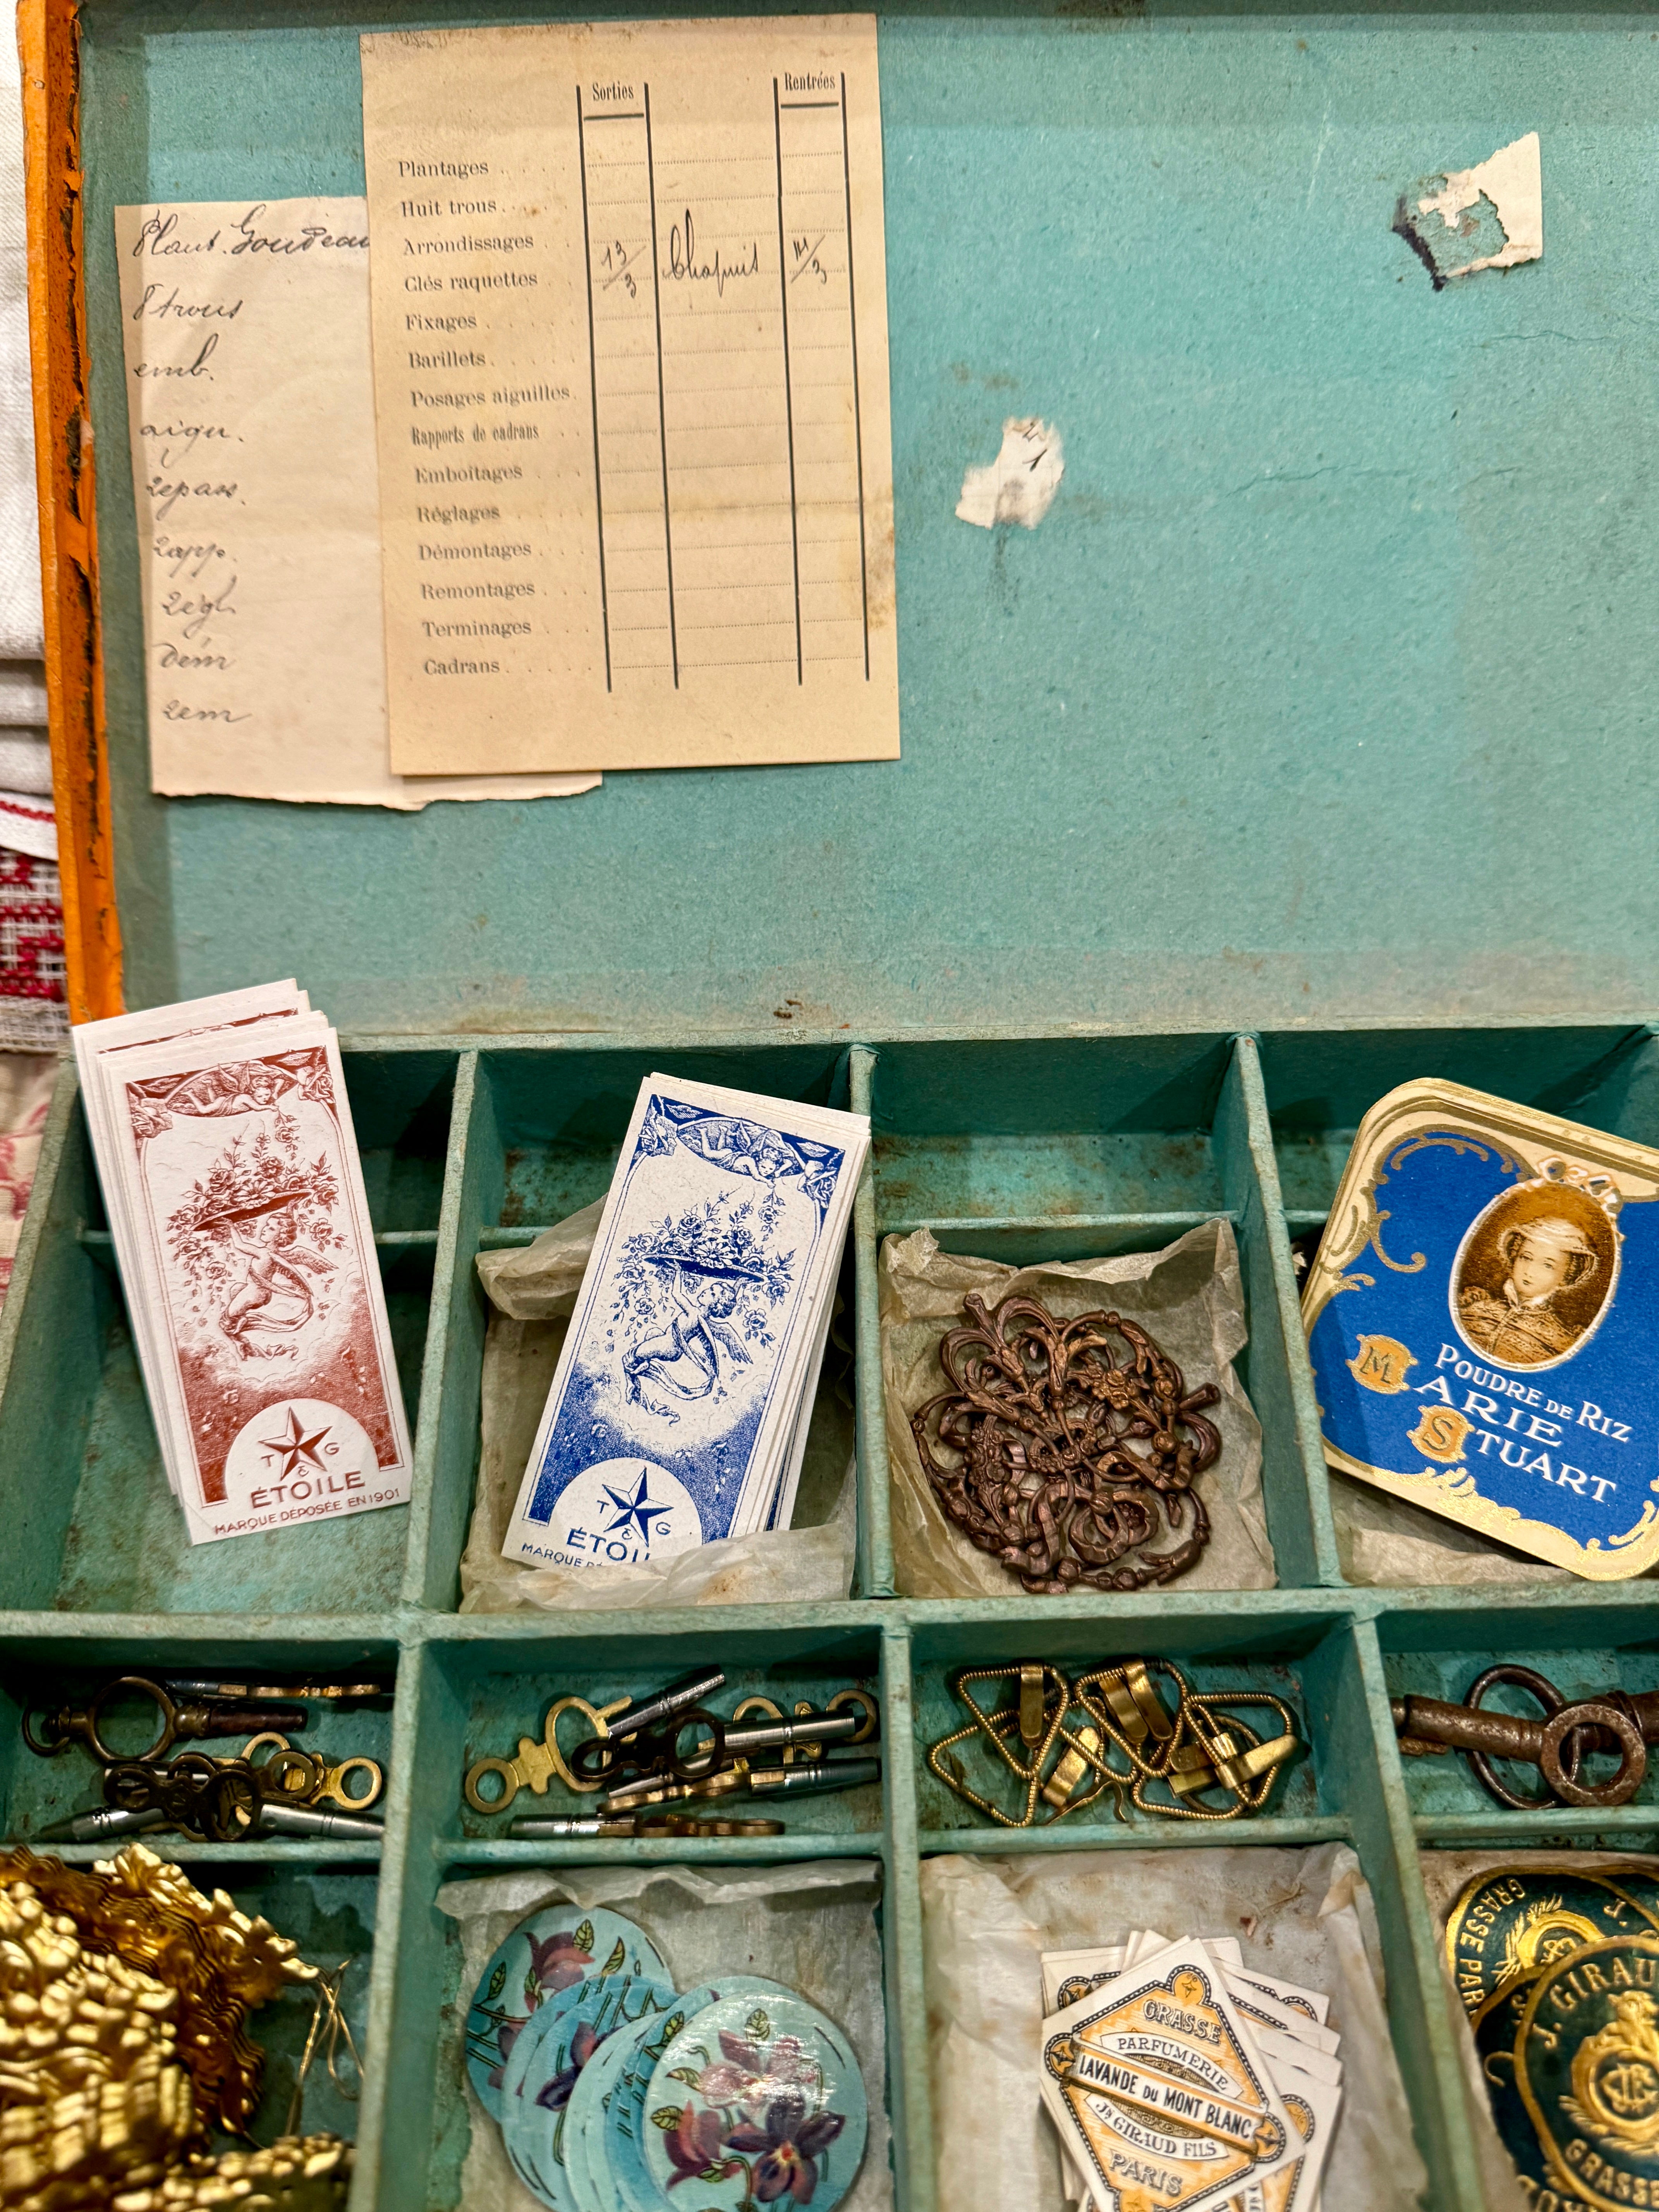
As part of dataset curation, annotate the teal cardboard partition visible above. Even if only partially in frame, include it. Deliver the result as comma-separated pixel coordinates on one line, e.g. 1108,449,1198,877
79,1,1659,1036
11,4,1659,2208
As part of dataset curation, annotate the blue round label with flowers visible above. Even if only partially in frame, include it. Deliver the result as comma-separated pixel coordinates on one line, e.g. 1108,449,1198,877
560,2006,640,2212
497,1990,574,2206
641,1989,867,2212
508,1972,678,2212
606,1980,794,2212
465,1905,670,2118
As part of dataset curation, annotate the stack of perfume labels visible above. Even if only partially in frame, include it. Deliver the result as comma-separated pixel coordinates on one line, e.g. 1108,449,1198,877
502,1073,869,1570
467,1901,868,2212
1041,1928,1343,2212
1446,1861,1659,2212
74,982,413,1546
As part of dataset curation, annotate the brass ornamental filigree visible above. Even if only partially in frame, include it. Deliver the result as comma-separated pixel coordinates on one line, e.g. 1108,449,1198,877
0,1843,315,2133
911,1291,1222,1592
108,2133,353,2212
0,1845,352,2209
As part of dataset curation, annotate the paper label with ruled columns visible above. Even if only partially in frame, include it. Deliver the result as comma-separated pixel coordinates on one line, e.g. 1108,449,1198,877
359,16,898,775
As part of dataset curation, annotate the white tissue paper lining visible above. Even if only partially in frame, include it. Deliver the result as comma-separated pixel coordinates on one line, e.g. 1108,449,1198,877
460,1201,857,1611
881,1218,1276,1599
1326,1463,1599,1587
437,1859,894,2212
917,1841,1424,2212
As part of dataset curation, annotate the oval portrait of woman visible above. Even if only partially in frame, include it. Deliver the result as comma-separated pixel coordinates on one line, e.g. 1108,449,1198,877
1450,1180,1620,1371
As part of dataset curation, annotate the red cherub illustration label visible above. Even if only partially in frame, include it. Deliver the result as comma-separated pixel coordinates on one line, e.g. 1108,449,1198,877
117,1035,411,1540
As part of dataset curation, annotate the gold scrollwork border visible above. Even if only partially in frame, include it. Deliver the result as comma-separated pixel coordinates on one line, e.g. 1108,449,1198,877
1301,1080,1659,1341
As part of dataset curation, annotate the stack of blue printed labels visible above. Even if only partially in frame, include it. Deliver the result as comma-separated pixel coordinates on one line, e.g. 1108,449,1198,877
467,1902,869,2212
501,1073,869,1573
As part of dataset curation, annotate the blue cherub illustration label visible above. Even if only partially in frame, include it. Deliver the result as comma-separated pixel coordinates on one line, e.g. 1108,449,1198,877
502,1073,868,1570
1303,1079,1659,1579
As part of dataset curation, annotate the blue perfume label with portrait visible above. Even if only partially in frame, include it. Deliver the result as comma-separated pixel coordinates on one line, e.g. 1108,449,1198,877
1308,1130,1659,1566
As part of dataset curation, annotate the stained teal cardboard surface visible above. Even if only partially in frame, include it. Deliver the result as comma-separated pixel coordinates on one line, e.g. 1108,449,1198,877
12,1023,1656,2212
28,9,1659,2207
77,3,1659,1033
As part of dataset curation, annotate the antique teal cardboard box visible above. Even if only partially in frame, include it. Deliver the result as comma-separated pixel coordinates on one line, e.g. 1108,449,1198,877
10,5,1659,2210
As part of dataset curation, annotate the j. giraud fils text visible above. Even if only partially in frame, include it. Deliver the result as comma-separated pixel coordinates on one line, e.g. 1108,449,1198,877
1412,1342,1633,1500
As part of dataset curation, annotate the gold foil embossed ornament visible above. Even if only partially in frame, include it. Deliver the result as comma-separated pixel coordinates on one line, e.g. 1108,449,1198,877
104,2135,353,2211
0,1878,199,2210
1512,1936,1659,2212
0,1844,344,2207
0,1843,315,2131
1447,1870,1659,2209
911,1292,1221,1593
1444,1865,1659,2019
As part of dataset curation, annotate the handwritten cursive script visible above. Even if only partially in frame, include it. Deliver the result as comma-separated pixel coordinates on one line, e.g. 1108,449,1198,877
662,210,760,297
230,204,369,256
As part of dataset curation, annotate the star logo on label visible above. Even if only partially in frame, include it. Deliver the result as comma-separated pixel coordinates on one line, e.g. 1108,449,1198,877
600,1466,672,1543
259,1407,331,1479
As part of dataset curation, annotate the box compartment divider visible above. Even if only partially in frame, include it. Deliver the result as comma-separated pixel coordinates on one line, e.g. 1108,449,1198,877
1331,1616,1489,2212
0,1066,104,1610
1224,1035,1344,1587
879,1616,933,2212
851,1044,891,1597
403,1050,499,1611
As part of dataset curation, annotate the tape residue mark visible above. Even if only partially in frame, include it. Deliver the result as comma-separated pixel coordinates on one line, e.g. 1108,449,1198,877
956,417,1064,529
1394,130,1542,288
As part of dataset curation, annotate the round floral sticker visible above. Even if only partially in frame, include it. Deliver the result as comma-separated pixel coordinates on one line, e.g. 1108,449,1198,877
641,1989,867,2212
465,1905,669,2119
606,1980,794,2212
507,1972,677,2211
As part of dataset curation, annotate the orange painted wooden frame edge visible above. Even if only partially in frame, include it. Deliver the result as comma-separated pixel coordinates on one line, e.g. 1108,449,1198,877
18,0,122,1022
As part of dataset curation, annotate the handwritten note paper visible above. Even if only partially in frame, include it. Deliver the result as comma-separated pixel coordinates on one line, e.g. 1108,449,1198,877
359,17,898,775
114,198,599,807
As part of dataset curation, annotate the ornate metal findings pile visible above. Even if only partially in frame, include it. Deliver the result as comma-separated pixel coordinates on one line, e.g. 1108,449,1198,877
1394,1665,1659,1811
466,1899,868,2212
1449,1863,1659,2212
926,1659,1302,1827
910,1292,1222,1593
463,1667,881,1838
0,1841,353,2210
19,1673,391,1845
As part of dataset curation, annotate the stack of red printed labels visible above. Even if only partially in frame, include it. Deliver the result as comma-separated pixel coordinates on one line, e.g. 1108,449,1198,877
74,981,412,1546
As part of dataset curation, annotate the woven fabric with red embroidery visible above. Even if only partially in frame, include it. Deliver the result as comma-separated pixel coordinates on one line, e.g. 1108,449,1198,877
0,849,64,1001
